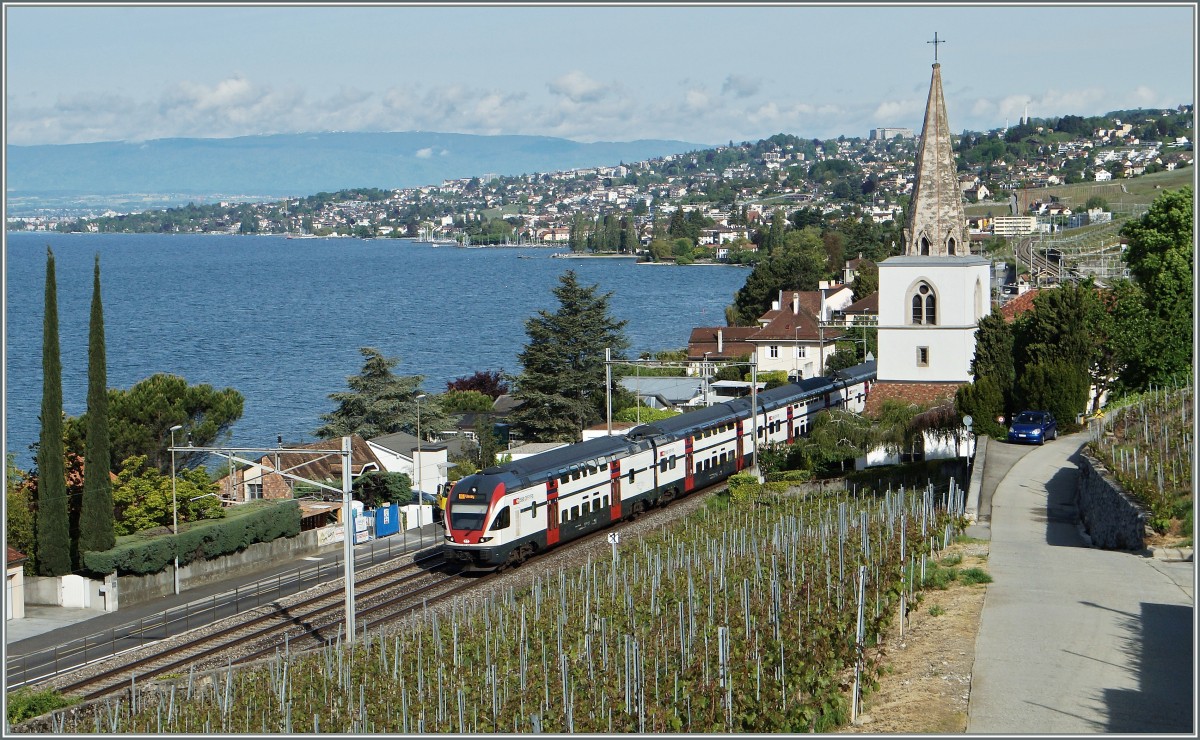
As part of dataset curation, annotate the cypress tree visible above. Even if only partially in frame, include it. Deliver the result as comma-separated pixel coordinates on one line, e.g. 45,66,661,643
36,247,71,576
80,254,115,558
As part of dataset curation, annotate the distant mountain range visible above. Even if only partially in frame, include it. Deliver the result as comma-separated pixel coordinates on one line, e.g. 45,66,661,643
5,131,709,214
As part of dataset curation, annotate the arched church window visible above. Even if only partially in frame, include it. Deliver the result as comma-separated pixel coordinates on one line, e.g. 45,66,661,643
947,237,956,255
920,236,930,255
974,279,984,321
910,282,936,325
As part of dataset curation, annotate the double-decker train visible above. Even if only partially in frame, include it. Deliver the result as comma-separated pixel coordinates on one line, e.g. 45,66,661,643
443,361,876,569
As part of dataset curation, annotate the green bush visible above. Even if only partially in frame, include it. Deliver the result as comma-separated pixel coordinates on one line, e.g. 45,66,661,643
82,499,300,576
7,687,74,724
958,567,993,585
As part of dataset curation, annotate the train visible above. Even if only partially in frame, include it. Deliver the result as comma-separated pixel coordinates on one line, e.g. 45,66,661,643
443,360,876,569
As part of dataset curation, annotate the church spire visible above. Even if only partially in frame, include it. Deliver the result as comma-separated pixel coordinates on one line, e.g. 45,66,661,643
904,62,968,257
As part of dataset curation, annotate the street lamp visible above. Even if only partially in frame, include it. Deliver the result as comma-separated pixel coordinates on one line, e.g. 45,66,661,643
169,424,183,595
415,394,427,546
703,351,712,407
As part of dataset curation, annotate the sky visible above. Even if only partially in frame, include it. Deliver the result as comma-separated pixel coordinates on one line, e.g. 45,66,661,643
4,3,1196,148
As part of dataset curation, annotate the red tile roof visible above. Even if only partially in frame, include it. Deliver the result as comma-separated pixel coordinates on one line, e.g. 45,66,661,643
863,381,965,418
997,289,1041,322
7,546,27,566
841,292,878,315
687,326,759,360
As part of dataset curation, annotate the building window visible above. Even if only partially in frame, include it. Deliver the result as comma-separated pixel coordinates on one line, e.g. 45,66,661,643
795,345,806,359
246,483,263,500
920,235,930,255
948,237,957,255
769,345,779,359
917,347,929,367
909,282,937,325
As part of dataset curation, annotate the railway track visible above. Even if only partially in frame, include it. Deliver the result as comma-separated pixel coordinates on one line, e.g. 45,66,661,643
43,548,472,701
33,482,724,705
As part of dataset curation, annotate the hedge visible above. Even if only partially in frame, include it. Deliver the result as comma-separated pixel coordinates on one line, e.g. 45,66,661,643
82,499,301,576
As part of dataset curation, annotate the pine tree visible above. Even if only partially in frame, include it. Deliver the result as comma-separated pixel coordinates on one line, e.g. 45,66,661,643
80,254,115,557
510,271,630,442
36,247,71,576
315,347,448,440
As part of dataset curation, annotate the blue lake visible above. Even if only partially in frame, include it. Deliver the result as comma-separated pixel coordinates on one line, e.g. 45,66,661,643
5,233,748,468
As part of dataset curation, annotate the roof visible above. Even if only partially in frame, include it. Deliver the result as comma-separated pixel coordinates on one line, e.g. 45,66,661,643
687,325,759,360
863,381,965,418
619,376,704,404
507,441,570,457
997,289,1041,322
263,435,382,483
7,546,27,567
841,292,878,315
750,297,837,343
369,431,448,456
492,394,523,414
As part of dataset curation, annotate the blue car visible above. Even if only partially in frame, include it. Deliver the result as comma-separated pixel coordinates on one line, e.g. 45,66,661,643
1008,410,1058,445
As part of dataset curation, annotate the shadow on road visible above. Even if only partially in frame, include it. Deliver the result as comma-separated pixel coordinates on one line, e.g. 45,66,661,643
1029,457,1086,547
1093,600,1195,733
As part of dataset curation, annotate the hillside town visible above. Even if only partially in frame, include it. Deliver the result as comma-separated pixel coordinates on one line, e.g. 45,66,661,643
11,107,1193,250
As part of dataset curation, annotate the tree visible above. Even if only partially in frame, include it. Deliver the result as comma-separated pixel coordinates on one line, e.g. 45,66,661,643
6,455,36,575
111,455,224,536
474,415,501,469
445,370,509,399
1120,187,1193,386
352,471,412,509
968,313,1017,419
315,348,448,441
729,227,827,325
509,271,630,442
441,390,495,413
850,260,878,301
68,374,244,473
36,247,70,577
80,254,115,557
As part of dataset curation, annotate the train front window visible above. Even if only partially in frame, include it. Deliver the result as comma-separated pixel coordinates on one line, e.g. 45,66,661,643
488,507,510,531
450,503,488,531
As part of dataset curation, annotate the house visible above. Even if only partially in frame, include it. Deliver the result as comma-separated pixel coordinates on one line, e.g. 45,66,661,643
746,288,849,379
368,431,451,498
6,547,26,620
842,254,870,287
213,435,383,503
686,326,760,373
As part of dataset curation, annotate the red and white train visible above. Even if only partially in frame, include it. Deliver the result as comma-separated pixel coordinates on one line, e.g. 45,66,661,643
443,361,875,568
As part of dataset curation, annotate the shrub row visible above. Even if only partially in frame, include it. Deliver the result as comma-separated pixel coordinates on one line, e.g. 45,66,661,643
82,500,300,576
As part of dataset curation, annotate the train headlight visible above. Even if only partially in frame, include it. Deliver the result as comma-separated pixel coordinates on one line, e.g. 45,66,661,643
478,536,494,543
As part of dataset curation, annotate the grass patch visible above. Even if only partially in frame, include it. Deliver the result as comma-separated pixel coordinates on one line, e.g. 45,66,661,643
941,553,964,567
7,687,74,724
958,567,993,585
928,604,946,617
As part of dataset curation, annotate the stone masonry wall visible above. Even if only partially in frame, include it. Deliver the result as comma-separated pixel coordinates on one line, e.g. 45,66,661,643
1075,450,1147,550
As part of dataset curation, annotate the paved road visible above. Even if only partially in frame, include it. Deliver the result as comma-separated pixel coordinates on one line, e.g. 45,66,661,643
968,433,1195,734
5,524,443,687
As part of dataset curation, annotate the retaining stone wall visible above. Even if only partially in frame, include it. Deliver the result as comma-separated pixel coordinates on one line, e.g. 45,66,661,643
1076,450,1147,550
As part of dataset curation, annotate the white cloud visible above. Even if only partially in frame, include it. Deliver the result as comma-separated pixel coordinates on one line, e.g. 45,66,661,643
415,147,434,158
547,71,610,104
722,74,760,99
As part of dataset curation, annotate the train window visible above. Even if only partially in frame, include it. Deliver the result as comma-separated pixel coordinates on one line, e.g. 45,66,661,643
669,455,677,469
603,495,609,507
559,475,568,484
628,468,636,483
601,462,608,472
573,506,580,519
489,507,511,531
562,510,568,524
450,502,488,531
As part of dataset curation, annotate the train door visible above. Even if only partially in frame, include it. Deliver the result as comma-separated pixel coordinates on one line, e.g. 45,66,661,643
546,478,560,547
610,460,622,520
736,420,745,471
684,436,695,492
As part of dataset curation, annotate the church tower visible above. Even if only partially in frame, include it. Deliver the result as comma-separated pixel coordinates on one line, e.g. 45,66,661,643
874,60,991,387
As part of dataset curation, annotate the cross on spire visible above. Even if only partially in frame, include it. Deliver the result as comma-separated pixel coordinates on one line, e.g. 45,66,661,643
928,31,946,62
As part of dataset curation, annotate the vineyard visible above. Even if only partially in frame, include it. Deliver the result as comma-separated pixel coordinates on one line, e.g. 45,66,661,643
31,483,965,734
1088,382,1193,539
